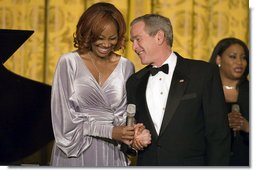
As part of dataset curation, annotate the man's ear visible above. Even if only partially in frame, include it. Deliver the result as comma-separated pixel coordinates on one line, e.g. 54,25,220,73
156,30,165,45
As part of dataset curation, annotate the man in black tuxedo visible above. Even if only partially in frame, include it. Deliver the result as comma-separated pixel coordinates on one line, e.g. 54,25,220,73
127,14,230,166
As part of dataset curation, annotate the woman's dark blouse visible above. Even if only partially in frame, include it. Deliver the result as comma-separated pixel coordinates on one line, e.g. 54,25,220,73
226,80,249,166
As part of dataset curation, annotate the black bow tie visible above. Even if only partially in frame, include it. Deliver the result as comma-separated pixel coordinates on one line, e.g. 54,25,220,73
150,64,169,76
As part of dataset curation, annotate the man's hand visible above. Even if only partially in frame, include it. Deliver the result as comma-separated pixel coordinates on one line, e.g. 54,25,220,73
132,123,151,150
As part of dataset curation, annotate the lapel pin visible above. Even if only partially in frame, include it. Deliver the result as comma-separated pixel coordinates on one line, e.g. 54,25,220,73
179,79,184,83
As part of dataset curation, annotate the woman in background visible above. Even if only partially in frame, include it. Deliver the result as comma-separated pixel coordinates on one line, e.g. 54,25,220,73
50,2,150,166
209,37,249,166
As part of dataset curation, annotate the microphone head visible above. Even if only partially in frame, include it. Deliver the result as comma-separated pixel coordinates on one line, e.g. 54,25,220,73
127,104,136,116
232,104,240,112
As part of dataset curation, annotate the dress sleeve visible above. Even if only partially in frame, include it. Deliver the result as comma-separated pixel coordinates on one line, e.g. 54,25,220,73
51,55,112,157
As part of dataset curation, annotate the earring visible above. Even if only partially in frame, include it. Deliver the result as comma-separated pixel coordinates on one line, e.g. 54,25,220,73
218,64,221,67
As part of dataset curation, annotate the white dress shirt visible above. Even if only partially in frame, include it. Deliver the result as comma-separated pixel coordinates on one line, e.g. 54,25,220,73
146,52,177,134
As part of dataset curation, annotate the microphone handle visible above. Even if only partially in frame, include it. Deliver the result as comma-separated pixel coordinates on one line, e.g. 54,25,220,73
231,104,240,137
125,113,137,156
127,116,135,126
234,130,238,137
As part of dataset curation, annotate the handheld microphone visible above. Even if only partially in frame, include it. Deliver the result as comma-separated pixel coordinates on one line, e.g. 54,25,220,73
231,104,240,137
125,104,137,156
127,104,136,126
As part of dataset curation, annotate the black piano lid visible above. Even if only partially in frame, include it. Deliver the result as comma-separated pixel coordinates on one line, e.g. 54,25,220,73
0,29,34,64
0,29,53,164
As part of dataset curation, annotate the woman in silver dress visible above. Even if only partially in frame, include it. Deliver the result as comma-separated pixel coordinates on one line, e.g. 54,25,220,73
50,2,150,166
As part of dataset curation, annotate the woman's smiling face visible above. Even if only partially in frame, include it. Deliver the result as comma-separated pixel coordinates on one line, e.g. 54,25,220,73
91,21,118,58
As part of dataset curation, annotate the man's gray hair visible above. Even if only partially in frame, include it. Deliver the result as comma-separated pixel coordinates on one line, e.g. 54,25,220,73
131,14,173,47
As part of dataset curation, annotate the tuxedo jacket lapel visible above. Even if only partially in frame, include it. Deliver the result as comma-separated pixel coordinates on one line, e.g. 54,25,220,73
136,67,159,138
134,55,189,138
159,55,189,136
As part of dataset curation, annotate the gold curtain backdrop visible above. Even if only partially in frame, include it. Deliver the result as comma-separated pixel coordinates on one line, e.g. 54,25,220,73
0,0,249,165
0,0,249,85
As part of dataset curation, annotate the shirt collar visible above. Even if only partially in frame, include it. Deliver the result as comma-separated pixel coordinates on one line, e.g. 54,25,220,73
163,52,176,66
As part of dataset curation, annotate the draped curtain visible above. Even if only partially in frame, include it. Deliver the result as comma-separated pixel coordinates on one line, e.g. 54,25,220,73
0,0,249,85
